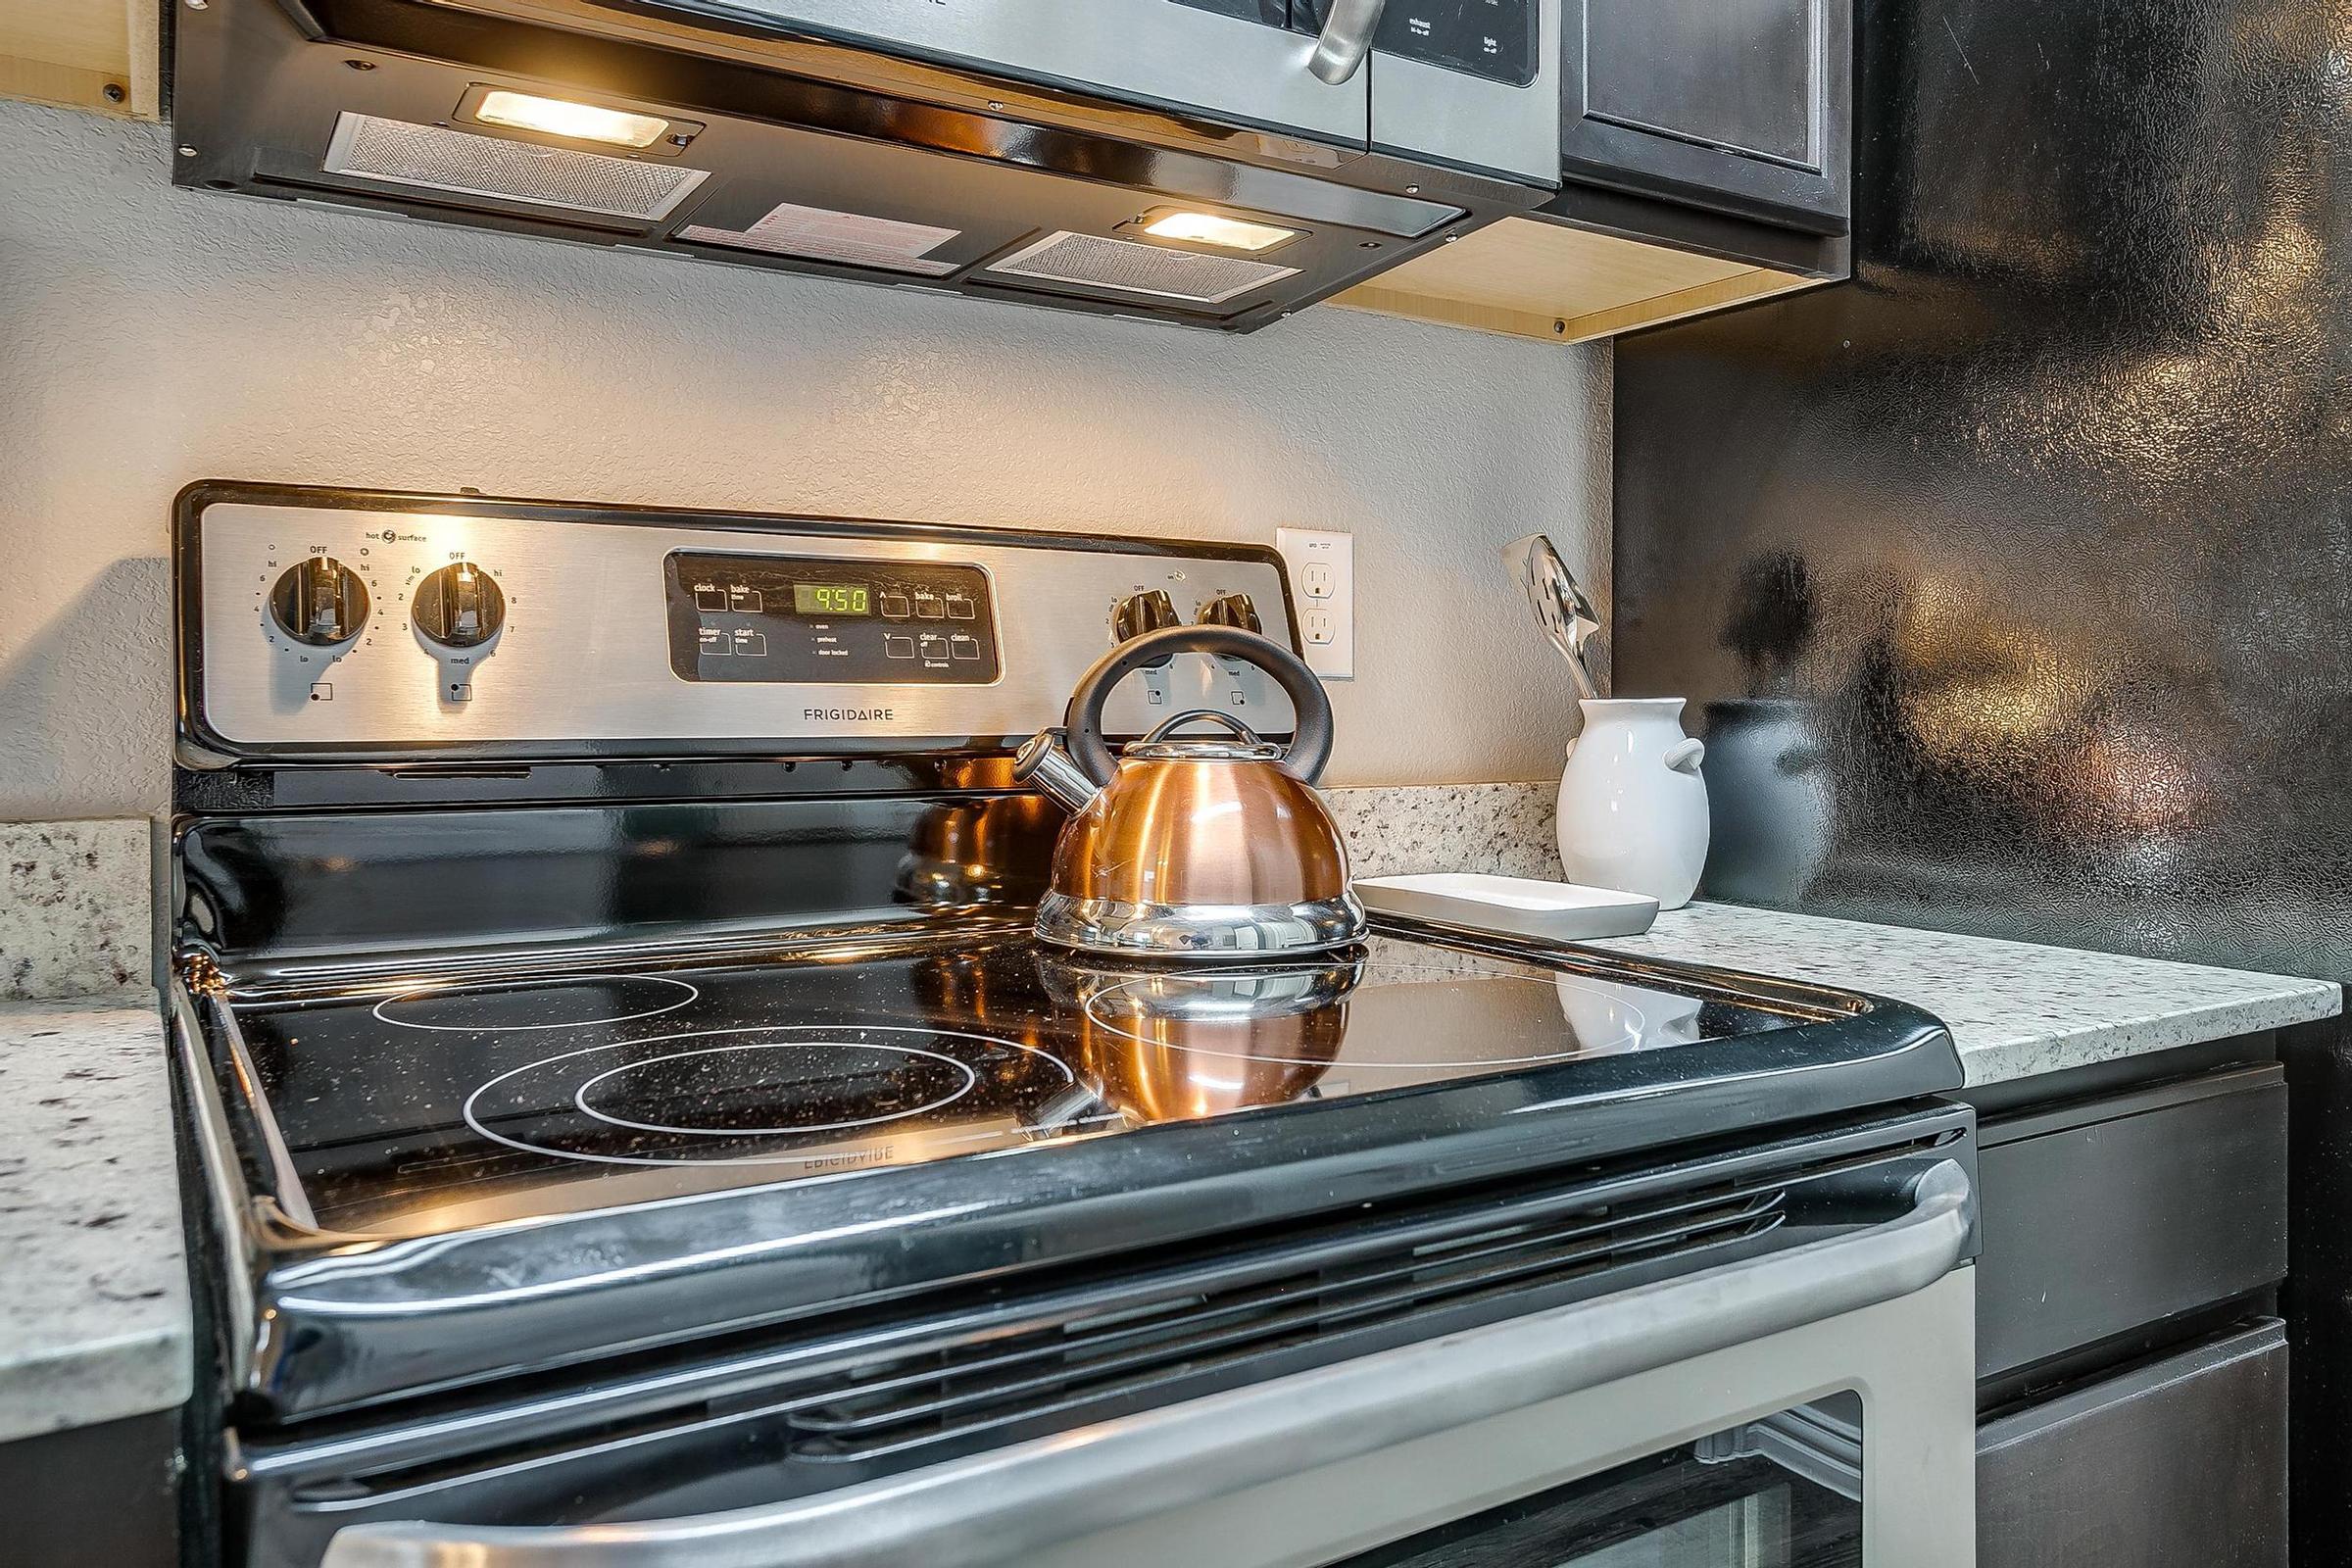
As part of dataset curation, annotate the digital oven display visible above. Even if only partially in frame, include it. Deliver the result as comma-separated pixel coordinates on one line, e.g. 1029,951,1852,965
664,552,999,685
793,583,871,616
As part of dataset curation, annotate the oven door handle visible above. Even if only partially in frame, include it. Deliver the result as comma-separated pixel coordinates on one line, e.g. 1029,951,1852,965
322,1158,1972,1568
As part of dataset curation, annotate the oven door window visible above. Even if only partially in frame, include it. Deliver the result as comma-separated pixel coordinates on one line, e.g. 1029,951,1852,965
1333,1394,1863,1568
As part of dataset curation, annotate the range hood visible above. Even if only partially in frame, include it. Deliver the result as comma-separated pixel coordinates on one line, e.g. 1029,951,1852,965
171,0,1564,331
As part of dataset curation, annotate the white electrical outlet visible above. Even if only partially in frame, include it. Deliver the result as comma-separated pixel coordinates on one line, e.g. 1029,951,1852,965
1276,526,1353,680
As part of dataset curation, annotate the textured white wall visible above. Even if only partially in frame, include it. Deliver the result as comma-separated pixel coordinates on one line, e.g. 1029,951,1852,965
0,100,1607,816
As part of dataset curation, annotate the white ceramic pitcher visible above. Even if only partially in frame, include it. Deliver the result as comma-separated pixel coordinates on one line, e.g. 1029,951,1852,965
1556,698,1709,910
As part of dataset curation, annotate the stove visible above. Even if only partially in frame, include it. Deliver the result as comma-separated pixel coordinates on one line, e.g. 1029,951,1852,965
168,484,1972,1568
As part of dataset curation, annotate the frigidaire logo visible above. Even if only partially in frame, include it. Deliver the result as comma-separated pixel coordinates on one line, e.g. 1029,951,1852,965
807,708,894,722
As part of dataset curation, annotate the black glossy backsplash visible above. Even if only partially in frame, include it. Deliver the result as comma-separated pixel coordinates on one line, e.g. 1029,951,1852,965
1614,0,2352,1550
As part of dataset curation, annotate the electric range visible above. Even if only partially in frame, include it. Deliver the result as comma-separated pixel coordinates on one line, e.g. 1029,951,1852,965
168,484,1973,1568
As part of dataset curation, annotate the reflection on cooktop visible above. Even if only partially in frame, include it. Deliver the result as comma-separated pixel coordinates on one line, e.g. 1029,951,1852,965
1069,958,1678,1121
374,974,699,1032
226,933,1798,1235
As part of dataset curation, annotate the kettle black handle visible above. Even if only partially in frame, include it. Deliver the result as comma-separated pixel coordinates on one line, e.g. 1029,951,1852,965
1063,624,1335,789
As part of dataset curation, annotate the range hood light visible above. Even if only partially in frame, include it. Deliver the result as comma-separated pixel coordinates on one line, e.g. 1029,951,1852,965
1139,211,1299,252
474,90,668,149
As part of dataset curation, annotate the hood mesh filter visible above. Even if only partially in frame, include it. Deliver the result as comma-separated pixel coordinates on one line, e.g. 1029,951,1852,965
983,231,1298,306
321,113,708,222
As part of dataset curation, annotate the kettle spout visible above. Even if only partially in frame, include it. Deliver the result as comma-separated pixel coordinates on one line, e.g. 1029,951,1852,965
1013,728,1102,812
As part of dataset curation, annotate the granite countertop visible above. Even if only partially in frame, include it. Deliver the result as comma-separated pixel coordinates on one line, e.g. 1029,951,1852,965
0,993,190,1444
0,788,2336,1446
1589,902,2343,1087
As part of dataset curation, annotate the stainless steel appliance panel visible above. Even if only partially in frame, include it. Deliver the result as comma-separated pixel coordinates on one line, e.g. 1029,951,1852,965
1334,1400,1862,1565
1370,0,1563,183
316,1180,1974,1566
187,501,1295,755
612,0,1561,184
617,0,1372,146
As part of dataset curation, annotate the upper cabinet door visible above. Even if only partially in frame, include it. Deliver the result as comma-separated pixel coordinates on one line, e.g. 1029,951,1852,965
1561,0,1850,232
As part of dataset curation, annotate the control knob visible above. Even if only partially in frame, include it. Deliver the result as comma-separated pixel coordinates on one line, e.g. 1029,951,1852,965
269,557,369,647
1111,589,1181,668
412,563,507,650
1197,592,1263,634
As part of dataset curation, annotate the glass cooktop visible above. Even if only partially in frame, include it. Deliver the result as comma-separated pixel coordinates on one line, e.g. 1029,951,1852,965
219,930,1814,1236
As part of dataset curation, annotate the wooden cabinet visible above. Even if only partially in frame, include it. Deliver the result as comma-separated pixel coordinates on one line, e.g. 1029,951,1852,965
1560,0,1851,232
1964,1050,2291,1567
1972,1062,2286,1380
0,1410,181,1568
1979,1321,2287,1568
1334,214,1832,345
0,0,162,119
1335,0,1851,342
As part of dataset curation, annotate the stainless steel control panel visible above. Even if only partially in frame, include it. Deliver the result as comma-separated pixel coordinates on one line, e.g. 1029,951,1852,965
662,552,1004,686
181,493,1298,760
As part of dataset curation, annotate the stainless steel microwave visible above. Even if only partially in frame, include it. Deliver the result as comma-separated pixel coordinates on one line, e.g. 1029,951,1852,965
668,0,1563,183
171,0,1563,330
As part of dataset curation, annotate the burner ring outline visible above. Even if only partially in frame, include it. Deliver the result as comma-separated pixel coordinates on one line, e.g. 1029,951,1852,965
462,1023,1074,1167
572,1041,979,1138
1080,963,1647,1067
374,974,699,1032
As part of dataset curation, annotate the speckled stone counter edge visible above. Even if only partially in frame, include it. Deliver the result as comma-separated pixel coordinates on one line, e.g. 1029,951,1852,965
0,994,189,1443
1322,782,2340,1088
1588,903,2341,1088
0,819,154,1003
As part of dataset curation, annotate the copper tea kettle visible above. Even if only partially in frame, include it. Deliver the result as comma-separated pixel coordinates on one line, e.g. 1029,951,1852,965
1012,624,1367,959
